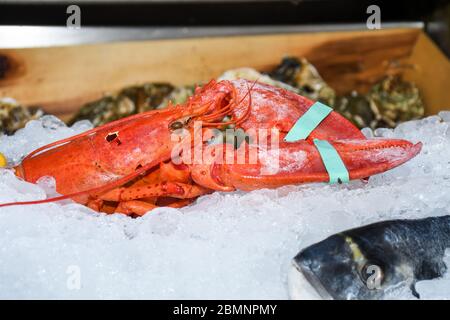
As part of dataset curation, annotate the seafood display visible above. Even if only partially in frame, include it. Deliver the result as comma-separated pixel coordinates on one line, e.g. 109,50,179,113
0,45,443,299
1,109,449,299
289,216,450,300
0,79,421,216
1,0,449,300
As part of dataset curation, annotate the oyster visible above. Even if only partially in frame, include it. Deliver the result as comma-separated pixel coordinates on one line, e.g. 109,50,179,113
68,83,174,127
337,75,425,129
367,75,424,128
218,67,299,93
157,85,196,109
268,57,336,106
335,92,376,129
0,99,44,135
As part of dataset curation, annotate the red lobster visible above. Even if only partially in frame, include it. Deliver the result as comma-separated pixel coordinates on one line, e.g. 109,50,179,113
0,79,422,216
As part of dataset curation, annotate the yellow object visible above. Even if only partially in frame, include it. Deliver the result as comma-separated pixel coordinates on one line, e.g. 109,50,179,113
0,152,7,168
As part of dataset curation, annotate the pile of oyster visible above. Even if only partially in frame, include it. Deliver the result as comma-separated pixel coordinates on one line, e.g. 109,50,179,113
0,57,425,134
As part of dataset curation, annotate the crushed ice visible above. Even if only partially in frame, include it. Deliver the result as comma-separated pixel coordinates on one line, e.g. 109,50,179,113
1,113,450,299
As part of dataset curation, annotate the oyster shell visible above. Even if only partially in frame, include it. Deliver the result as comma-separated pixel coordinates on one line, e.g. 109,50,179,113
0,99,44,135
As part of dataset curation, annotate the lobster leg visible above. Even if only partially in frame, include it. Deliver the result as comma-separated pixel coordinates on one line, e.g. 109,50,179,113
108,182,210,215
115,198,196,216
115,200,158,216
87,199,103,212
88,164,210,215
99,181,211,202
159,198,196,208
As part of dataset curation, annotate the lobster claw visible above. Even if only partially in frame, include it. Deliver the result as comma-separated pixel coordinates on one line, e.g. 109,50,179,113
330,138,422,180
198,138,422,191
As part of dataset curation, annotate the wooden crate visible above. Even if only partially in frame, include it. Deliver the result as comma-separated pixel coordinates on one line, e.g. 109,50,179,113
0,27,449,121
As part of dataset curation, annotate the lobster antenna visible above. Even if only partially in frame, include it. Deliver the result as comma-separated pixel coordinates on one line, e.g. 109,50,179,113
202,78,257,127
234,79,257,126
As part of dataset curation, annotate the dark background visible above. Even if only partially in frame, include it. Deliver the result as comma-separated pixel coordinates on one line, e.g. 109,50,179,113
0,0,446,26
0,0,449,55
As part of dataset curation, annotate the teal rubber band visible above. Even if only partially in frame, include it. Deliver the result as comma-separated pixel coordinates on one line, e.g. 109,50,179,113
313,139,350,184
284,101,333,142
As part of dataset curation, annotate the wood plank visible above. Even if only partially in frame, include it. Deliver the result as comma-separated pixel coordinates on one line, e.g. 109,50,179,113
403,32,450,115
0,28,425,118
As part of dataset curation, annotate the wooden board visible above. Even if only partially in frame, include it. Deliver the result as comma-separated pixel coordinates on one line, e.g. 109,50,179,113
403,32,450,115
0,27,448,120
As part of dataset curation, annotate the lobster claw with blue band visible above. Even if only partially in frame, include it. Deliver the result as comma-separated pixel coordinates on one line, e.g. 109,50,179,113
190,84,422,191
1,79,422,215
182,81,422,192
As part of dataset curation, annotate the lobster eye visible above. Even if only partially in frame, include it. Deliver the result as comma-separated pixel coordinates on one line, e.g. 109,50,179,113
169,117,192,131
169,121,184,131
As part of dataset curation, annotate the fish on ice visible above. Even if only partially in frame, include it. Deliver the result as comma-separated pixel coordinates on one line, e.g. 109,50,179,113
289,215,450,300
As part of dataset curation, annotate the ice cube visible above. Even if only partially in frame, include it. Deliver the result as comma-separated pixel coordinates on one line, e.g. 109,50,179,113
438,110,450,123
0,114,449,299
